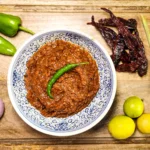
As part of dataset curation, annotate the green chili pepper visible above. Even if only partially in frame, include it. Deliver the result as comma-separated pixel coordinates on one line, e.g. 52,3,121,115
0,36,16,56
47,62,89,99
0,13,35,37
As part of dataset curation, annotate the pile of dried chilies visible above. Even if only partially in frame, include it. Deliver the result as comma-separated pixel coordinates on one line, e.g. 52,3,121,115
87,8,148,77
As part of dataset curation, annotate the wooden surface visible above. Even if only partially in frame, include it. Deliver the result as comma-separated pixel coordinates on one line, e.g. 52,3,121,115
0,0,150,149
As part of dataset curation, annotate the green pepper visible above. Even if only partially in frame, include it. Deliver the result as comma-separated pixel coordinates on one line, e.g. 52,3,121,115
0,36,16,56
0,13,35,37
47,62,89,99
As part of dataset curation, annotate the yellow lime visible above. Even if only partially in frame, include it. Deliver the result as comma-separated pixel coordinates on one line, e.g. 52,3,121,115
123,96,144,118
108,115,135,139
137,113,150,134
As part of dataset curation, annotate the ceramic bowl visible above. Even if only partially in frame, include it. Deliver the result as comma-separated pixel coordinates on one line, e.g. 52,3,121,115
7,29,117,136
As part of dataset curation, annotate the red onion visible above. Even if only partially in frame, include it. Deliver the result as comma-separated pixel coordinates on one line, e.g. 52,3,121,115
0,99,5,118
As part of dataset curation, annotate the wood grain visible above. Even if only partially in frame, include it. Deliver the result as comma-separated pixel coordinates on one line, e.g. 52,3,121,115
1,144,150,150
0,0,150,149
0,12,150,142
1,0,150,6
0,0,150,13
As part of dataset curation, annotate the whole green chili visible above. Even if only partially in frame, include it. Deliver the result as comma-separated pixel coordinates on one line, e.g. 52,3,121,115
0,36,16,56
47,62,89,99
0,13,35,37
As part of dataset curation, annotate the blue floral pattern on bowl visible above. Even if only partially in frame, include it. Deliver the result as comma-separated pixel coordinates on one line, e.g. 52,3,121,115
8,30,116,136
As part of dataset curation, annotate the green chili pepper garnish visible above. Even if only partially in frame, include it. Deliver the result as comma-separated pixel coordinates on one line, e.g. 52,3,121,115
0,13,35,37
47,62,89,99
0,36,16,56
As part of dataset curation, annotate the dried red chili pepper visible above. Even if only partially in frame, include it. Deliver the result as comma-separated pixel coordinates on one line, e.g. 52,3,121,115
88,16,117,49
98,17,137,31
88,16,125,66
120,51,131,63
111,34,125,66
116,62,139,73
101,8,148,76
88,8,148,77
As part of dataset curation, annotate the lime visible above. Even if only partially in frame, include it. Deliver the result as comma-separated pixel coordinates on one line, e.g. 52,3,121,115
123,96,144,118
137,113,150,134
108,115,135,139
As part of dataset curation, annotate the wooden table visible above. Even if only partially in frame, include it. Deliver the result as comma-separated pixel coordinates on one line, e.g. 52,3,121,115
0,0,150,149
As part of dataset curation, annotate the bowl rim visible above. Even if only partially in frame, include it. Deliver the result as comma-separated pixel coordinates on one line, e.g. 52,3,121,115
7,29,117,136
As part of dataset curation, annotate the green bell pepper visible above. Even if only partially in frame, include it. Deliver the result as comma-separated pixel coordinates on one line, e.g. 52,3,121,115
0,36,16,56
0,13,35,37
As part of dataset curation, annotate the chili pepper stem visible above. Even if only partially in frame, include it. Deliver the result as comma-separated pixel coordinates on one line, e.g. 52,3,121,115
19,26,35,35
49,94,54,99
77,62,89,65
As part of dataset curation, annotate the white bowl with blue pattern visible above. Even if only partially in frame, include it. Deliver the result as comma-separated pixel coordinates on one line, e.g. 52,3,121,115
7,29,117,136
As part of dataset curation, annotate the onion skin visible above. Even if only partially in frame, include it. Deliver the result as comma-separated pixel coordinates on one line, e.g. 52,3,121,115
0,99,5,118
